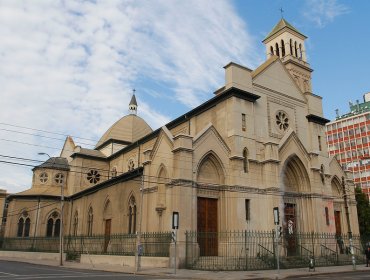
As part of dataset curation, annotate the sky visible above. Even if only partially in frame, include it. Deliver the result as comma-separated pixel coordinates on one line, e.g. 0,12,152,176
0,0,369,193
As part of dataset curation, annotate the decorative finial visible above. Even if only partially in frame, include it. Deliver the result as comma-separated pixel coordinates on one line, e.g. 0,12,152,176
279,7,284,19
129,89,138,115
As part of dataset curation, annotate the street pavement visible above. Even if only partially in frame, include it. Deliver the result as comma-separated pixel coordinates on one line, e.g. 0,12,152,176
0,256,369,280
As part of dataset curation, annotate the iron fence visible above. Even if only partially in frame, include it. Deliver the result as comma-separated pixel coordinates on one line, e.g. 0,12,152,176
0,232,172,257
186,231,368,271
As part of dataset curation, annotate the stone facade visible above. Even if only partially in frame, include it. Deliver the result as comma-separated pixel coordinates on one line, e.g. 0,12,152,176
5,19,359,267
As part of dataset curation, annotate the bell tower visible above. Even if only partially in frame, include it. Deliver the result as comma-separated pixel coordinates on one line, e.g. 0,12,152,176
263,18,313,93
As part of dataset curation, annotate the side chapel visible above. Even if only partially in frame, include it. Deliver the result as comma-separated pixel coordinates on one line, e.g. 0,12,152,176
5,19,359,264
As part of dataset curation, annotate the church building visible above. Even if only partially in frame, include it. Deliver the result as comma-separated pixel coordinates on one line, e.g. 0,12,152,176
5,19,359,267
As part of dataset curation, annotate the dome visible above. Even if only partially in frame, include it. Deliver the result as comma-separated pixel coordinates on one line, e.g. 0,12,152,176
96,114,152,148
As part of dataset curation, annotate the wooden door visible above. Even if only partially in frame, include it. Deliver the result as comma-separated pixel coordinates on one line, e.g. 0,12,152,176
197,197,218,256
284,203,297,256
334,211,344,253
334,211,342,235
104,219,111,253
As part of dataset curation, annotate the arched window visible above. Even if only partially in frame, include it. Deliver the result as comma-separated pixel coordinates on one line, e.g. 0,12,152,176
320,164,325,184
243,148,249,173
46,218,53,237
299,43,303,59
128,196,137,234
325,207,330,226
87,207,93,236
24,218,30,237
54,219,60,237
275,42,280,57
270,46,274,56
73,211,78,236
289,39,293,55
294,41,298,57
281,39,285,57
17,217,24,237
17,211,30,238
46,211,60,237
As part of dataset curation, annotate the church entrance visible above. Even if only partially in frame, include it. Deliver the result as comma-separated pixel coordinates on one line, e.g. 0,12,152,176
197,197,218,256
284,203,297,256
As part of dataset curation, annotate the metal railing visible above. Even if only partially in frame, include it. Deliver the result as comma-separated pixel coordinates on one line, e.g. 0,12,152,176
0,232,172,257
185,231,367,271
320,244,338,265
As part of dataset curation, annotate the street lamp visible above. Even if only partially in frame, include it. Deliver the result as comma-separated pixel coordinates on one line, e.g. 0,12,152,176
38,152,63,266
37,152,51,158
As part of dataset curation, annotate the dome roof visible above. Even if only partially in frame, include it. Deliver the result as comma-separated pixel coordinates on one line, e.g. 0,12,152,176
96,114,152,148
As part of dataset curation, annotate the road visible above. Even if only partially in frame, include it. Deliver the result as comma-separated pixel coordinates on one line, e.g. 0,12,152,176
0,260,168,280
288,270,370,279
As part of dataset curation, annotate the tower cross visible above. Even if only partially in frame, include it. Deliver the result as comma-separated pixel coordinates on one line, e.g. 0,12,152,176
279,8,284,19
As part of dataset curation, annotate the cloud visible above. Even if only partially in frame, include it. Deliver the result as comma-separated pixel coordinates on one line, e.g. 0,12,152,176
0,0,259,193
303,0,349,27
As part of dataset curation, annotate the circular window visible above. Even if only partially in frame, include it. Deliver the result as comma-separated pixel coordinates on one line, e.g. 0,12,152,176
39,172,48,183
87,169,101,184
128,159,135,171
55,173,64,185
276,111,289,131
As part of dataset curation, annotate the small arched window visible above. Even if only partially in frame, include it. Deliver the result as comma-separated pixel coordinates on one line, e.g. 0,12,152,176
320,164,325,184
46,211,60,237
294,41,298,57
17,211,30,238
17,217,24,237
243,148,249,173
73,211,78,236
325,207,330,226
275,42,280,57
289,39,293,55
24,218,30,237
128,196,137,234
270,46,274,56
281,39,285,57
299,43,303,59
87,207,93,236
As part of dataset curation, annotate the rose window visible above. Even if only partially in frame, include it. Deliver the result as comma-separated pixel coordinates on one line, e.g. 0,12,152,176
87,169,101,184
39,172,48,183
54,173,64,184
276,111,289,131
128,159,135,171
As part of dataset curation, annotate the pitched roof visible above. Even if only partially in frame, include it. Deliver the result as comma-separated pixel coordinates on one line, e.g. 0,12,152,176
263,18,306,42
129,94,137,106
33,157,69,171
251,55,279,79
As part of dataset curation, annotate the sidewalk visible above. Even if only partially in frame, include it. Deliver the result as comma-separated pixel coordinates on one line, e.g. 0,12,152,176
0,256,369,279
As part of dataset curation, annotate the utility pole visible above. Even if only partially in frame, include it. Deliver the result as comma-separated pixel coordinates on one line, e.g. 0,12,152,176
342,176,356,270
136,174,144,272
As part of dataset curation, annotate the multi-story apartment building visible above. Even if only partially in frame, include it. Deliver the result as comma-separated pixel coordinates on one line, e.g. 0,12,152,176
326,92,370,200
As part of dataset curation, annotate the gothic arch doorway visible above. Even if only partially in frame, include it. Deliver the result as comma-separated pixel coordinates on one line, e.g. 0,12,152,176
281,155,310,256
196,152,225,256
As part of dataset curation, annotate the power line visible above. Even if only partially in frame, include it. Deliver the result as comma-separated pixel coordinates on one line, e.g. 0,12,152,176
0,128,95,147
0,122,97,143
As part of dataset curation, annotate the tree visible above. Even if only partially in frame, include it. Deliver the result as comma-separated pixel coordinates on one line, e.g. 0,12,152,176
355,187,370,238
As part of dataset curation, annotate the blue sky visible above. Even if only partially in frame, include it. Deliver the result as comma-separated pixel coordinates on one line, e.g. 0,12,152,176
0,0,369,193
